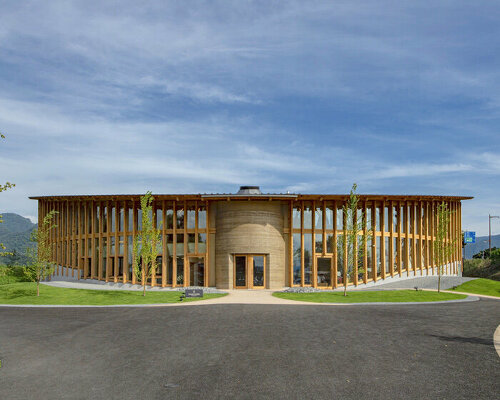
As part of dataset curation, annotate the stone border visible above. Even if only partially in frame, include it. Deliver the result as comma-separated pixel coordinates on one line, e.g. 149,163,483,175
494,325,500,358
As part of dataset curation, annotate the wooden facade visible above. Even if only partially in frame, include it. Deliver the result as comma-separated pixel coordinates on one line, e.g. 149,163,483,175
31,193,471,289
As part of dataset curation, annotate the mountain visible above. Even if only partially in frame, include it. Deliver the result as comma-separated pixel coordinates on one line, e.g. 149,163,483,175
463,234,500,259
0,213,37,266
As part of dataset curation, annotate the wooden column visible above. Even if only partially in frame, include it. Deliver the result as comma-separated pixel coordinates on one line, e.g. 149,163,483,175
205,200,210,287
162,200,167,287
397,201,402,276
123,201,129,283
114,201,119,283
132,201,137,285
381,201,386,280
372,201,377,282
332,201,338,289
363,201,367,283
353,206,358,286
312,201,317,288
172,201,177,288
389,201,394,277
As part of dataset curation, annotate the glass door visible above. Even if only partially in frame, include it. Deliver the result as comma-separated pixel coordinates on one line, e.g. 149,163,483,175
188,257,205,287
251,255,265,288
316,257,332,287
234,255,247,288
233,255,266,289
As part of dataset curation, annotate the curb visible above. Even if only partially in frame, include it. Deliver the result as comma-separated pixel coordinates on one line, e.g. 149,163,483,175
0,295,480,308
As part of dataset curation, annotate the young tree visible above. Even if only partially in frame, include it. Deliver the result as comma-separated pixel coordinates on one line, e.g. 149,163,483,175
24,210,58,296
132,191,161,296
434,202,455,293
337,183,372,296
0,133,16,259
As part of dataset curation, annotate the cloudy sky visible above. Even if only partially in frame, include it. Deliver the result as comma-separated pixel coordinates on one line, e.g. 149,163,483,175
0,1,499,235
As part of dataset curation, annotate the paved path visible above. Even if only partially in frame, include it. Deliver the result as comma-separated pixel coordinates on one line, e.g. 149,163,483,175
356,276,477,290
0,299,498,400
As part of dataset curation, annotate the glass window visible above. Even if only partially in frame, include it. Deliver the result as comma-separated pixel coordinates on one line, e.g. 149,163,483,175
188,233,195,253
198,205,206,229
176,234,184,255
315,205,323,230
337,206,344,231
176,207,184,229
198,233,207,253
304,233,312,284
315,234,323,253
293,233,301,285
253,256,265,287
326,233,334,253
367,206,372,230
385,237,390,274
137,209,142,231
119,207,124,232
325,204,333,230
376,236,382,278
102,206,107,233
119,236,124,256
128,236,133,265
393,237,398,273
402,238,407,270
367,236,373,279
156,208,163,230
337,233,344,284
292,205,301,230
166,207,174,229
393,206,398,232
111,207,116,233
401,206,406,233
409,205,413,234
128,208,133,232
176,256,184,285
376,205,381,231
303,203,312,230
110,236,115,256
187,205,196,229
385,206,390,232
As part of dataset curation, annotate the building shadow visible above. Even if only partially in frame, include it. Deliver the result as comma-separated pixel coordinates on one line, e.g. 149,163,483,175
429,334,493,346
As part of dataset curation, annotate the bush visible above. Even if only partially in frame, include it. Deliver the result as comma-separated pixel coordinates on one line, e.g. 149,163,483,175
0,264,30,284
463,258,500,281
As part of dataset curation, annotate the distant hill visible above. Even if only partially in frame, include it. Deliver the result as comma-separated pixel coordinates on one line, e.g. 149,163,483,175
464,234,500,259
0,213,37,266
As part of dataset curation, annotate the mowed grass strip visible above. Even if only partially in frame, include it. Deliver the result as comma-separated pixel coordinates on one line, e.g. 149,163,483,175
0,282,227,305
450,278,500,297
273,290,467,303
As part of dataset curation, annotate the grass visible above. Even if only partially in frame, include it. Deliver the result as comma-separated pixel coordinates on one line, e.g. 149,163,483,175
273,290,467,303
0,282,227,305
450,278,500,297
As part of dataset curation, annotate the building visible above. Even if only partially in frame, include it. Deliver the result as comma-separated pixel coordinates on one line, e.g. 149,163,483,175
30,186,472,289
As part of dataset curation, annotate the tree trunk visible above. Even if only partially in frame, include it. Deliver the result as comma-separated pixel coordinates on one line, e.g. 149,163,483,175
37,281,40,297
143,283,146,297
438,269,441,293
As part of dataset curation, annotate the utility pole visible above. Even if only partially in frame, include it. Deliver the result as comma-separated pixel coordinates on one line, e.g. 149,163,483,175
489,214,499,257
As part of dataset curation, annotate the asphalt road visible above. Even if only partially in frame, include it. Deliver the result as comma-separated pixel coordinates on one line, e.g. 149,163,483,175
1,300,499,400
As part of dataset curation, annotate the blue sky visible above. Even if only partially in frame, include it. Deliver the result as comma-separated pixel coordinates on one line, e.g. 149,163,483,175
0,1,499,235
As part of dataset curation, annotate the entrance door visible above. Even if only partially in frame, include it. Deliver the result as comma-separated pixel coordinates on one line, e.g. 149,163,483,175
316,257,332,287
233,255,266,289
188,257,205,287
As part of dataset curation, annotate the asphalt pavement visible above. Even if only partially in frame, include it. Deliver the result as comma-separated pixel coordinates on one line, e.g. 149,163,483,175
0,299,499,399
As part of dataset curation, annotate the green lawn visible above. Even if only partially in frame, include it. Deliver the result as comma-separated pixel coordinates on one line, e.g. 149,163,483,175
450,278,500,298
0,282,227,305
273,290,467,303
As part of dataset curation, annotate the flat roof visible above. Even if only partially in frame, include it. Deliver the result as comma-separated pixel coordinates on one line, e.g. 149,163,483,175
29,193,474,201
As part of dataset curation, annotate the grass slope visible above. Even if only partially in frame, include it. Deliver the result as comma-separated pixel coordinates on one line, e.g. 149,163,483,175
273,290,467,303
450,278,500,297
0,282,226,305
